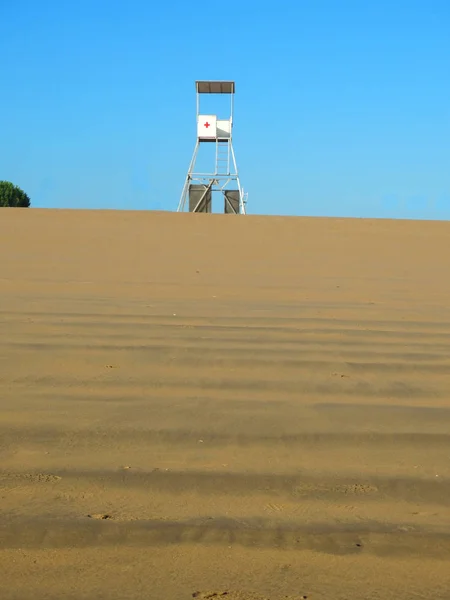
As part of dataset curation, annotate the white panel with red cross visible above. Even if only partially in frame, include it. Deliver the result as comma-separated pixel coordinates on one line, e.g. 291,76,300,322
197,115,217,140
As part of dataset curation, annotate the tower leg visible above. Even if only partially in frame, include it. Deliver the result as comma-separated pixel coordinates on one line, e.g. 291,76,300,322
230,142,247,215
177,141,200,212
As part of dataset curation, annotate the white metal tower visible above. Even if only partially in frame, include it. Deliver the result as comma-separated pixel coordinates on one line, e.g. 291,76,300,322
177,80,247,214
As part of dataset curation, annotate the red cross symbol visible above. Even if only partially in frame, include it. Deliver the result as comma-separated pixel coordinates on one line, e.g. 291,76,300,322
204,122,210,128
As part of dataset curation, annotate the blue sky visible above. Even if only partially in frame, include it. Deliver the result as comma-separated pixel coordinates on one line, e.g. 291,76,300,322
1,0,449,218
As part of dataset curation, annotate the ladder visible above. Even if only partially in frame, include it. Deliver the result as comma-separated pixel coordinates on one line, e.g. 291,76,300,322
215,139,230,175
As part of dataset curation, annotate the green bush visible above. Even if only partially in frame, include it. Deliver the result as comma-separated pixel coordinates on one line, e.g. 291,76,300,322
0,181,31,207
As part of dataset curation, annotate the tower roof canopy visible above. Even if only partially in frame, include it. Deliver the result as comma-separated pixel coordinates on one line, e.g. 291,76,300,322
196,81,235,94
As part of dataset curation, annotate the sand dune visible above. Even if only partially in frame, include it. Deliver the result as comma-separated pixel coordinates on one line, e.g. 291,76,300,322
1,208,450,599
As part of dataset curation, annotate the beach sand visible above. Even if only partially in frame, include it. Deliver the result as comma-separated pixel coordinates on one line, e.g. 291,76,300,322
1,208,450,599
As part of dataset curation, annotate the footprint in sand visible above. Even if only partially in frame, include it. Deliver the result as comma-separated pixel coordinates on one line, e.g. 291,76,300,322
192,593,308,600
87,513,113,520
1,473,61,484
193,594,264,600
333,483,378,495
293,481,378,497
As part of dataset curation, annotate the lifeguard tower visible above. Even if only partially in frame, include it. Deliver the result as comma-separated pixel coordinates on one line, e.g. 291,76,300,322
177,80,247,214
